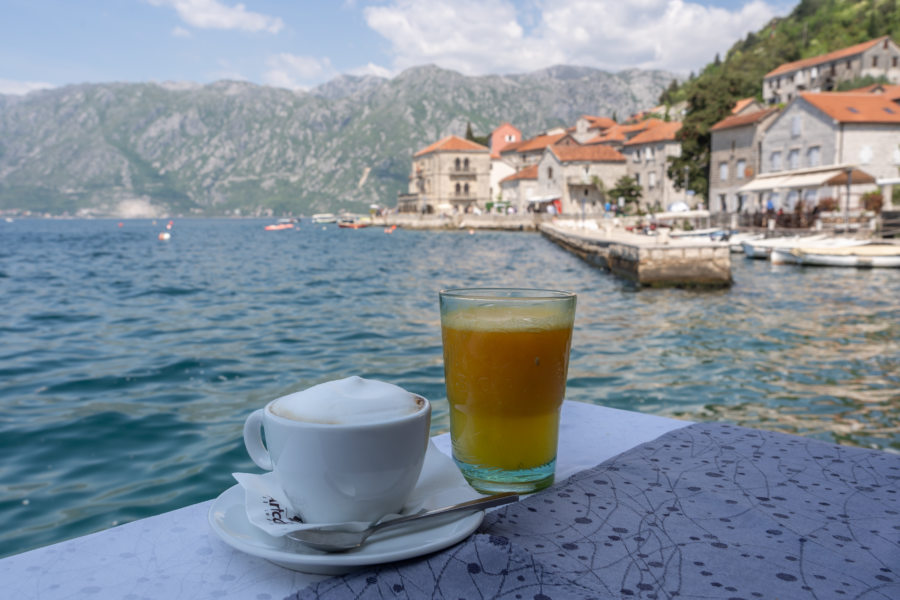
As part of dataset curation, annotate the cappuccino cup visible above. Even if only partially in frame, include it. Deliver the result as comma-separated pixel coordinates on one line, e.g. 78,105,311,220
243,376,430,524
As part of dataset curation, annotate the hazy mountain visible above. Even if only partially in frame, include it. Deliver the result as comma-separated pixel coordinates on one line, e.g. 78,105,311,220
0,64,676,217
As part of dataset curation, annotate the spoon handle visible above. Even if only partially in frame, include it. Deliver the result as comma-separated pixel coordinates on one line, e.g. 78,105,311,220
372,491,519,533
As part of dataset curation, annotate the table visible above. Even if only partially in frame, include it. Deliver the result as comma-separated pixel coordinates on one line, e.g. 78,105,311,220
2,402,688,599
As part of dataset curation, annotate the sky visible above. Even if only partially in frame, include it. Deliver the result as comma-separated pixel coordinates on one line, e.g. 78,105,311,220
0,0,796,96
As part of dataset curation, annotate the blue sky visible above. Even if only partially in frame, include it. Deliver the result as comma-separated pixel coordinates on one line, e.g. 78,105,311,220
0,0,795,95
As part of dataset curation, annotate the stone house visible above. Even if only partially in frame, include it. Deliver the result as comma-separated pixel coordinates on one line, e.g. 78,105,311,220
498,164,538,214
502,131,568,169
622,121,684,212
398,135,490,214
586,118,664,151
532,144,627,215
763,36,900,104
739,92,900,212
708,107,780,213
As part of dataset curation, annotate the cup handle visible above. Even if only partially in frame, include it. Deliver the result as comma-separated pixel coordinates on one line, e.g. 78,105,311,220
243,409,273,470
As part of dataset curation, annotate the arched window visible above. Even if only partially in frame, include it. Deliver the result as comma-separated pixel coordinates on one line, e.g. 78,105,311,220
463,158,469,170
455,183,461,194
455,158,461,170
464,183,470,195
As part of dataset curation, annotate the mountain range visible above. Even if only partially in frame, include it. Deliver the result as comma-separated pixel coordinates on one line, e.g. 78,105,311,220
0,64,675,217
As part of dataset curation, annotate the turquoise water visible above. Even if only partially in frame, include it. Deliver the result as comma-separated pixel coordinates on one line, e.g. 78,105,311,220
1,218,897,558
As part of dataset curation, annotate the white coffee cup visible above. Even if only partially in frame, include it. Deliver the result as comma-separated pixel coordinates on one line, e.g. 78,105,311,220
243,377,431,524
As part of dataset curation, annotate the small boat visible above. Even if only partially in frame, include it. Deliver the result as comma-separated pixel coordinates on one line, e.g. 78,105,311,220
264,219,295,231
769,238,871,264
311,213,337,224
741,234,829,259
338,216,371,229
779,244,900,268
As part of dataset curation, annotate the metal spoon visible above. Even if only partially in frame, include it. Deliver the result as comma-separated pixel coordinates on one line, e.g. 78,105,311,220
286,491,518,552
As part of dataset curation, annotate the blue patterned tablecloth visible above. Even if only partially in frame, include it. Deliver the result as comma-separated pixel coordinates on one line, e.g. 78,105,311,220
291,422,900,599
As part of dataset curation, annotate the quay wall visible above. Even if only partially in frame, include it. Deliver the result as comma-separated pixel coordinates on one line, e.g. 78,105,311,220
382,213,547,231
540,222,732,288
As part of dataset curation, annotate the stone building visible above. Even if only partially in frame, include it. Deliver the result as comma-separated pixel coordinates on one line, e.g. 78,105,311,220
498,164,538,214
622,121,684,212
532,144,627,215
739,92,900,212
708,107,780,213
763,36,900,104
398,135,490,214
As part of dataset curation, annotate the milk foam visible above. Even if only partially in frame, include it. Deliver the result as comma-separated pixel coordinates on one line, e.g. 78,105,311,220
270,376,422,425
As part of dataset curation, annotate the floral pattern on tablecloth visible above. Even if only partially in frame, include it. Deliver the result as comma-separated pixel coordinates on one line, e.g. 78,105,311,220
290,422,900,599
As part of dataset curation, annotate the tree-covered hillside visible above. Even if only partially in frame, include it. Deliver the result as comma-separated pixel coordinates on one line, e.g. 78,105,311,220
665,0,900,199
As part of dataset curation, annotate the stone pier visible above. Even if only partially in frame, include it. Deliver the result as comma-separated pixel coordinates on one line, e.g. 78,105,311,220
540,222,732,288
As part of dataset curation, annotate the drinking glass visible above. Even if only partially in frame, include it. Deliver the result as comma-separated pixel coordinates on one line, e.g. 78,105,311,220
439,288,576,494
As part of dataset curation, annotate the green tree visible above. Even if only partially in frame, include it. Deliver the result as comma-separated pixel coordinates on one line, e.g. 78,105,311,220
609,175,642,210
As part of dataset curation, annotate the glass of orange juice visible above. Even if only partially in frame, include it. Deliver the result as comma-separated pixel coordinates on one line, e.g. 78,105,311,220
439,288,576,494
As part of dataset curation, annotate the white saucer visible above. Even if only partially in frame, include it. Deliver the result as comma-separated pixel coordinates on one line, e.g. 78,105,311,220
208,484,484,574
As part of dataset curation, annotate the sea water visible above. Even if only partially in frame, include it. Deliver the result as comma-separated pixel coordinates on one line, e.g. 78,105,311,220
0,218,897,557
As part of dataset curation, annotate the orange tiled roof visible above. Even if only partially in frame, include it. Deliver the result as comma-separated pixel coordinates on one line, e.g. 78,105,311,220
801,92,900,124
414,135,489,157
499,164,538,184
624,121,683,146
845,83,900,100
499,139,528,154
765,36,889,78
549,144,626,163
731,97,756,114
710,107,779,131
516,132,567,153
584,115,617,130
583,118,661,145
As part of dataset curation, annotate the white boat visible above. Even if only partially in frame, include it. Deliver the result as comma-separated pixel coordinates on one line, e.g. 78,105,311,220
741,234,830,259
778,244,900,268
769,238,872,264
311,213,337,224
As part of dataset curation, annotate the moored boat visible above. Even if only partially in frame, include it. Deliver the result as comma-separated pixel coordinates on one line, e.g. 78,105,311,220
781,244,900,268
311,213,337,224
769,237,871,264
741,234,829,259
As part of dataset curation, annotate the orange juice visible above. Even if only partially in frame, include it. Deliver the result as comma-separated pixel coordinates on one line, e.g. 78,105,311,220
440,294,575,492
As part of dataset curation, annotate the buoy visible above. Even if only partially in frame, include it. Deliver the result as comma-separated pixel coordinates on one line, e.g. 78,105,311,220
468,229,475,235
158,232,171,241
118,222,123,227
166,220,174,230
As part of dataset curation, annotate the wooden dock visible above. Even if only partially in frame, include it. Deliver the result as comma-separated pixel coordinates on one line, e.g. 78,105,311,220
540,222,732,288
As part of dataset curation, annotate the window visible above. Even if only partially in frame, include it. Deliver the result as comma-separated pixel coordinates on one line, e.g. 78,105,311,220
632,150,641,163
719,161,729,181
736,159,746,179
788,149,800,169
455,158,461,170
649,172,656,189
791,115,802,137
547,166,553,179
811,66,818,79
807,146,820,167
635,173,641,185
645,147,654,161
463,158,470,171
872,56,878,67
770,151,782,171
455,183,461,194
894,56,898,68
464,183,470,194
846,60,851,69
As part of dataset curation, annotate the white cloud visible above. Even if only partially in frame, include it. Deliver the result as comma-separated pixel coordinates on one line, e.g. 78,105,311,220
172,26,192,38
348,62,393,79
364,0,783,75
0,78,55,95
148,0,283,33
263,54,336,90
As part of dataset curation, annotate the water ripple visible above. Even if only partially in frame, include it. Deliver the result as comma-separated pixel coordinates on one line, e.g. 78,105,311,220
0,218,897,558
